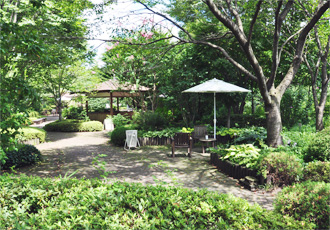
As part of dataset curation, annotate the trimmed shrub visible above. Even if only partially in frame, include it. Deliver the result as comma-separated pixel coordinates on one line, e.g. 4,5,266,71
0,174,313,229
258,151,303,186
44,120,103,132
110,126,130,146
2,144,42,169
17,127,47,143
303,161,330,183
303,126,330,162
274,181,330,229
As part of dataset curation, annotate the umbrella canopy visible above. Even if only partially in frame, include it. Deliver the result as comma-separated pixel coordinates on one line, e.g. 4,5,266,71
183,78,250,93
183,78,251,138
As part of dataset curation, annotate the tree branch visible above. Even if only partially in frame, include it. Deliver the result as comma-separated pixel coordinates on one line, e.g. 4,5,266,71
247,1,262,45
277,1,330,97
267,0,294,90
135,0,194,41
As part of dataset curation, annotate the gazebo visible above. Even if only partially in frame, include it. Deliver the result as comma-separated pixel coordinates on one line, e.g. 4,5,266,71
86,79,150,122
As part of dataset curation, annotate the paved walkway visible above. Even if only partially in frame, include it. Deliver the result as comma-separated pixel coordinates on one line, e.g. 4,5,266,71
17,122,279,210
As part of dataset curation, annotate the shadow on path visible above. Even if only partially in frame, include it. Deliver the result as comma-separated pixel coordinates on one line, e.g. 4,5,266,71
14,131,279,210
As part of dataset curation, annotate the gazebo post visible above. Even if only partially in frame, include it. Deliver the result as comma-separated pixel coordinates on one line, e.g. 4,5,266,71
117,97,119,112
110,92,113,116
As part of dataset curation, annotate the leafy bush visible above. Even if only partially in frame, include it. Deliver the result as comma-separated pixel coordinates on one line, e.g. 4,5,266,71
140,127,181,138
0,174,313,229
216,127,242,138
217,114,266,128
274,181,330,229
210,144,261,169
303,161,330,183
303,126,330,162
28,110,41,118
88,98,109,112
44,120,103,132
110,126,131,146
111,114,130,127
16,127,47,143
133,111,167,131
258,151,303,186
234,126,267,146
1,145,42,169
62,106,89,121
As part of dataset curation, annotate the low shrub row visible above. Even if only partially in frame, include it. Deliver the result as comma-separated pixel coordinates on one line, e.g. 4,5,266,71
16,127,47,143
0,174,312,229
1,144,42,170
44,119,103,132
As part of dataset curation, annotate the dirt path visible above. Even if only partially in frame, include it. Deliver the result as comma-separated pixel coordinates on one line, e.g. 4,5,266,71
16,130,279,210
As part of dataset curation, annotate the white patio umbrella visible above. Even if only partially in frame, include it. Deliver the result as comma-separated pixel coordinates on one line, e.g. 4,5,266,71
182,78,251,139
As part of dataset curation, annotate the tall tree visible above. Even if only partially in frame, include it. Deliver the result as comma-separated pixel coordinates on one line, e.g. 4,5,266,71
301,3,330,131
126,0,329,146
0,0,93,149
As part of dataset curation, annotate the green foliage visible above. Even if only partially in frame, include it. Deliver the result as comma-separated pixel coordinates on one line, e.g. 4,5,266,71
133,111,168,131
28,110,41,118
274,181,330,229
217,114,266,128
216,127,242,138
0,174,313,229
303,161,330,183
16,127,47,143
281,86,313,127
234,127,267,146
44,120,103,132
62,106,89,121
0,147,7,169
140,128,181,138
210,144,261,169
111,114,130,127
110,126,131,146
88,98,109,112
258,151,303,186
1,145,42,170
303,126,330,162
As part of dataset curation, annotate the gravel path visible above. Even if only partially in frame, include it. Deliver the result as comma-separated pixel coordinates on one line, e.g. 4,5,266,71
17,119,279,210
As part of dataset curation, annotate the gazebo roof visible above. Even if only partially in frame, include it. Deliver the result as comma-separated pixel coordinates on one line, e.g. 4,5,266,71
88,79,150,98
96,79,149,92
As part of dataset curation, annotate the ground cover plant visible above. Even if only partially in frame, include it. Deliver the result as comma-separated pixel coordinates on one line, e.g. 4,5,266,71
0,174,313,229
44,119,103,132
210,144,261,169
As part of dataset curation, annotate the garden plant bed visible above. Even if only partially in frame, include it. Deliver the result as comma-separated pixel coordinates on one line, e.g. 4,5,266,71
210,152,264,185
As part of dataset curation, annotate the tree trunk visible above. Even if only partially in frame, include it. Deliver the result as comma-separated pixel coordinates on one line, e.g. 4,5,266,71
265,95,283,147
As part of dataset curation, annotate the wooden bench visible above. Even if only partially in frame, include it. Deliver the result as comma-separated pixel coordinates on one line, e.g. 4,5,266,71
32,117,47,125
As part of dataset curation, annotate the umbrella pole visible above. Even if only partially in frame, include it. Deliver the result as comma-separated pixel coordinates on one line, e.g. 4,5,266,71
214,92,216,139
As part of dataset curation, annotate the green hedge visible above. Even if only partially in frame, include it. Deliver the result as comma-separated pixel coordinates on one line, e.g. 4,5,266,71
17,127,47,143
274,181,330,229
44,120,103,132
0,175,312,229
